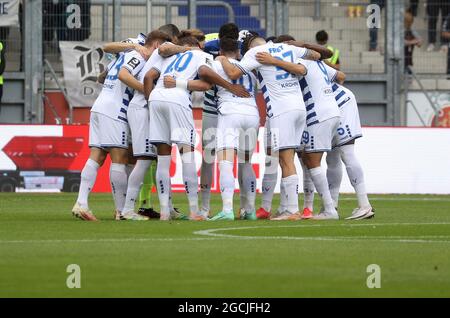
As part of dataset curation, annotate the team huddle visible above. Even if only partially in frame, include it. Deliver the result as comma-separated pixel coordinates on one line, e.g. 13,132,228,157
71,23,375,222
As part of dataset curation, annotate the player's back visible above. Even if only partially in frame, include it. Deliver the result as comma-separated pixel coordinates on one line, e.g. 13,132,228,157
298,59,340,126
240,42,308,118
150,50,213,108
332,83,355,109
213,59,257,113
92,50,145,121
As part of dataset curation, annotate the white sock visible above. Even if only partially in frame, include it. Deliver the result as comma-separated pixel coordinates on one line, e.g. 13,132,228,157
156,155,171,215
261,155,279,212
200,160,214,212
309,167,335,214
219,160,235,213
123,160,151,213
240,162,256,211
278,180,287,213
125,164,135,178
340,145,371,208
281,175,299,214
326,149,343,208
181,152,199,214
110,163,128,212
300,158,315,210
237,162,247,210
77,158,100,209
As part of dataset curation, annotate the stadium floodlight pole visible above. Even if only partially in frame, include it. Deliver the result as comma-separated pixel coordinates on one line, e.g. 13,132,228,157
188,0,197,28
113,0,122,41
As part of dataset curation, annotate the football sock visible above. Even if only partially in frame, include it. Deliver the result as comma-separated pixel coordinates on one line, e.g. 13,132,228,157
200,160,214,213
261,155,279,212
237,162,247,210
326,149,344,208
281,175,299,214
156,155,171,215
123,160,151,213
278,180,287,213
125,164,134,178
240,162,256,211
300,159,315,211
138,161,153,209
219,160,235,213
110,163,128,213
309,167,336,214
339,144,371,208
77,158,100,209
181,152,199,214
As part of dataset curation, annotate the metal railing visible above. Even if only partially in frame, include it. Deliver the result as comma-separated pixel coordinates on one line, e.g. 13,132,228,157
91,0,235,41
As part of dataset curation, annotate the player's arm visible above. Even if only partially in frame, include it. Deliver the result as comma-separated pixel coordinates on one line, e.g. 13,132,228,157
97,70,107,84
163,76,212,91
286,40,332,60
158,43,193,57
143,68,160,100
198,65,250,98
118,68,144,93
334,71,346,84
324,59,340,71
255,52,307,75
215,56,245,80
103,42,150,59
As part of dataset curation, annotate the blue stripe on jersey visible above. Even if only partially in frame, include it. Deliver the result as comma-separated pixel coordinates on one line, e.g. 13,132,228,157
257,71,264,83
264,96,271,104
335,90,346,101
307,120,319,127
204,101,217,108
332,84,339,91
122,99,130,106
338,97,351,108
118,116,128,122
205,92,216,101
120,108,127,114
299,78,308,91
203,109,218,115
303,92,312,102
306,112,317,120
261,85,267,93
306,103,315,111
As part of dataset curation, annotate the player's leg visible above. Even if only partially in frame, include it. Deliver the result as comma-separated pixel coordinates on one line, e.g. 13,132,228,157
257,120,278,219
237,116,259,220
73,112,107,221
326,147,344,208
200,113,217,216
108,147,130,217
170,104,203,220
149,100,173,220
339,141,374,220
298,153,315,219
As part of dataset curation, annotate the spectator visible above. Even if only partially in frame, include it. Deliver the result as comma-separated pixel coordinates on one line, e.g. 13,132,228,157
426,0,449,52
0,40,4,114
442,12,450,73
369,0,385,51
315,30,340,70
404,10,423,72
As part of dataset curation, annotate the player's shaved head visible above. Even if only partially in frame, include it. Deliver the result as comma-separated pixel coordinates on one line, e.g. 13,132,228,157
158,24,181,42
274,34,296,43
144,30,172,47
249,37,266,48
177,35,200,47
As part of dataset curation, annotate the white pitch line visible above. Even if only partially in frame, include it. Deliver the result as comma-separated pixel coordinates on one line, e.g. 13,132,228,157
338,197,450,202
193,223,450,244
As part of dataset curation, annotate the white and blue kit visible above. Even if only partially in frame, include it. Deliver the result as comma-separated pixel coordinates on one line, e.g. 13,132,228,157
237,42,309,152
213,58,259,153
90,50,146,149
149,49,214,147
324,64,363,147
127,49,165,157
297,59,341,153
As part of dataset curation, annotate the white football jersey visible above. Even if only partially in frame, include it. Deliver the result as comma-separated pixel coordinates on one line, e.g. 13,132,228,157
212,58,258,115
297,59,340,127
322,63,355,109
237,42,308,118
150,50,214,109
129,48,166,108
92,50,146,122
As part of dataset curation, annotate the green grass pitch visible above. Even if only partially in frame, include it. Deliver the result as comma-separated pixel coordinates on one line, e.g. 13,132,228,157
0,192,450,297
